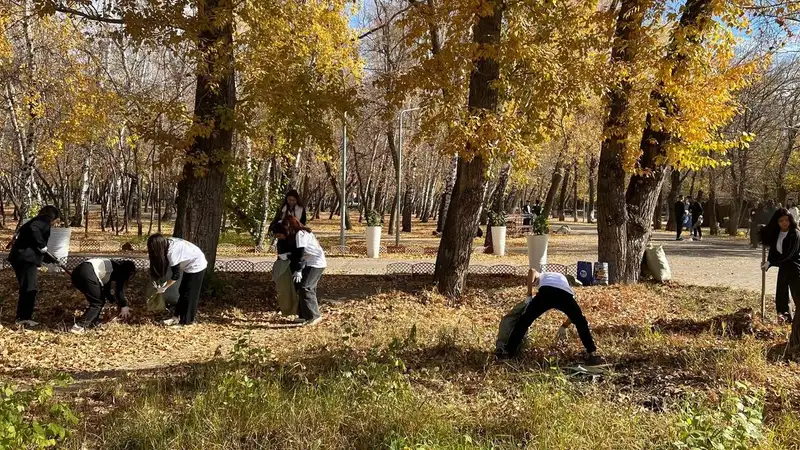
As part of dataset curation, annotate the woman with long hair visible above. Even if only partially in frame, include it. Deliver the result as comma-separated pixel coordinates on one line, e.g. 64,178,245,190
761,208,800,322
269,215,326,326
70,259,136,333
273,189,307,225
147,234,207,326
8,205,60,327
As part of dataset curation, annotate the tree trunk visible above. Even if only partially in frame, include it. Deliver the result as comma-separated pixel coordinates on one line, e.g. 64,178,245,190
688,170,697,199
436,154,458,233
708,167,719,235
542,159,564,219
653,190,663,230
778,127,798,205
173,0,236,272
557,164,572,221
587,154,597,224
256,159,274,249
388,194,397,235
597,0,647,283
18,0,38,222
666,169,681,231
402,157,416,232
572,161,579,223
72,162,88,226
434,4,501,297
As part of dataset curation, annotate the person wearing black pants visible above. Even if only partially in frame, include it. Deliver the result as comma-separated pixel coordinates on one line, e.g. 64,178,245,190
761,208,800,323
147,234,208,326
674,196,686,241
689,197,704,241
270,216,327,326
7,206,60,327
70,259,136,333
501,269,599,363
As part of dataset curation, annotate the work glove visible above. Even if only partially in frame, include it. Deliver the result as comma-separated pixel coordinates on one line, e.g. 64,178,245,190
119,307,131,320
761,261,770,272
292,271,303,283
555,326,568,342
156,284,168,294
38,246,48,254
278,253,289,261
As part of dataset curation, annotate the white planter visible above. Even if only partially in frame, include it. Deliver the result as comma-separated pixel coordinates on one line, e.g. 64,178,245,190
491,226,507,256
48,227,72,260
366,226,382,258
527,234,549,270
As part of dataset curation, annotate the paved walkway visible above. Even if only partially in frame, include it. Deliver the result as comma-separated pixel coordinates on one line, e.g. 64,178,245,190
218,223,776,295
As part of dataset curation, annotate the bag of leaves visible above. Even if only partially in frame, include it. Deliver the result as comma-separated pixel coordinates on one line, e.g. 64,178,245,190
145,266,183,310
495,297,533,354
146,284,167,312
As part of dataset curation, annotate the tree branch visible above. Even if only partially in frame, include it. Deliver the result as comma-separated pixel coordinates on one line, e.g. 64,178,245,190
52,4,125,25
357,4,413,40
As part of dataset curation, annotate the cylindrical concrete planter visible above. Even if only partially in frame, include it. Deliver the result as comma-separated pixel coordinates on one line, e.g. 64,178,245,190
366,226,382,258
491,226,507,256
527,234,549,270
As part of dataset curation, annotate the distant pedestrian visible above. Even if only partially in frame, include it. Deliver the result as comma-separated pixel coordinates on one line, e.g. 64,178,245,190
689,197,704,241
761,208,800,323
532,200,542,217
8,206,60,328
788,200,798,223
674,195,686,241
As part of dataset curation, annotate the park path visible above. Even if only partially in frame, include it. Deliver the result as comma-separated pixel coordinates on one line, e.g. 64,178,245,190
217,222,777,295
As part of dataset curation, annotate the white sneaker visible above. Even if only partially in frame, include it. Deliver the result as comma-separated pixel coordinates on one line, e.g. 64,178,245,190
304,317,323,327
162,317,180,326
70,324,85,335
16,320,39,328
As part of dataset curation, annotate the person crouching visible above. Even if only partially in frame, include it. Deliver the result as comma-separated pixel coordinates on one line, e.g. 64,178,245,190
70,259,136,333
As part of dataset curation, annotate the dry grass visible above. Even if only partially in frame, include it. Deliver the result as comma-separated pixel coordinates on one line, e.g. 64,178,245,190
0,271,798,448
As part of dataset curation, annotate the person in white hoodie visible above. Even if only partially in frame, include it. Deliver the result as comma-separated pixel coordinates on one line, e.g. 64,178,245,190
147,234,207,326
270,216,326,326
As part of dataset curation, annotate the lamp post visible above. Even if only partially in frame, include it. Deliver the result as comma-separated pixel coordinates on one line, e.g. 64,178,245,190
397,107,421,246
340,112,347,247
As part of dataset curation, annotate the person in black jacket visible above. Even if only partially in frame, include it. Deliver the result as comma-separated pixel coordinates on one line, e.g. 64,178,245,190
689,196,704,241
674,195,686,241
7,206,60,327
273,190,307,225
70,259,136,333
761,208,800,323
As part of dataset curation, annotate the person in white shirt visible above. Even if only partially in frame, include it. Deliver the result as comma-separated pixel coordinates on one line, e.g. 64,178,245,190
70,259,136,333
147,234,208,326
270,216,326,326
500,268,599,363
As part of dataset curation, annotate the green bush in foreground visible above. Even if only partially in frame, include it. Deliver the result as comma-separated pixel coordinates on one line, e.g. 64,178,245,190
0,378,77,449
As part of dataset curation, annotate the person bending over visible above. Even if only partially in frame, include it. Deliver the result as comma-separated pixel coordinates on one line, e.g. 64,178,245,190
70,259,136,333
499,268,599,363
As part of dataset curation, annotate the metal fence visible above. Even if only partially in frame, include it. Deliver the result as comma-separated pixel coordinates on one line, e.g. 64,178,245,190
0,254,578,278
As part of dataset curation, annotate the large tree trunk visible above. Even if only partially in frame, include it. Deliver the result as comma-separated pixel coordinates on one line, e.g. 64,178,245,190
434,5,501,297
597,0,646,283
436,154,458,233
73,149,91,227
173,0,236,272
587,154,597,224
542,158,564,219
653,190,663,230
666,169,682,231
18,0,38,222
622,0,713,282
572,161,579,223
402,157,416,232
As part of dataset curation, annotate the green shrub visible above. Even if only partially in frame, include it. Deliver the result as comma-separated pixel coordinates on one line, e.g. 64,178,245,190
0,378,78,449
673,382,766,450
366,210,381,227
488,210,507,227
532,213,549,235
